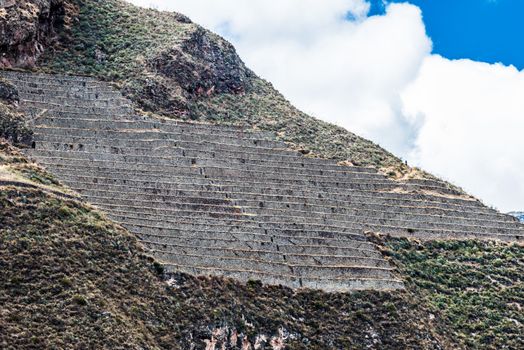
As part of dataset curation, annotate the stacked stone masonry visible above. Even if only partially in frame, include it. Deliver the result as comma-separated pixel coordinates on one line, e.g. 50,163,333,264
2,70,523,292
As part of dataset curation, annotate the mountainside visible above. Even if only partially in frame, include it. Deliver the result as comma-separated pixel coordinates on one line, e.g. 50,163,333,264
2,145,523,349
1,0,448,181
1,1,524,349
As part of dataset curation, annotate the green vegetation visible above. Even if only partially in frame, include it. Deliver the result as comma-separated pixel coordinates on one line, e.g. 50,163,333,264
0,185,449,349
42,0,192,80
385,238,524,349
10,163,61,187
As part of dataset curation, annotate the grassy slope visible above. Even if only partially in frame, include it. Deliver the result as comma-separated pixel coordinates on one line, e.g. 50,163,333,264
0,145,450,349
39,0,410,173
384,239,524,349
0,135,521,349
1,173,522,349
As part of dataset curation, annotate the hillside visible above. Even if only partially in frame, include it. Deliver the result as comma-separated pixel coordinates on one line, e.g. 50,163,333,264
1,1,524,349
2,0,440,179
1,139,523,349
1,138,522,349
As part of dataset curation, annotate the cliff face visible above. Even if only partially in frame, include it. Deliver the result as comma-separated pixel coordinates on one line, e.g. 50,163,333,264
0,0,75,68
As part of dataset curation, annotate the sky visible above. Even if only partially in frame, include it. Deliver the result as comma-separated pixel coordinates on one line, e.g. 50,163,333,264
127,0,524,213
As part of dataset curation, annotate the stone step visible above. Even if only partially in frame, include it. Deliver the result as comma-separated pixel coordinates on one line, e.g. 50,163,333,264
124,218,365,238
94,197,523,235
69,178,501,219
150,249,396,279
0,70,97,81
163,264,404,292
109,219,374,246
135,233,381,258
232,199,520,227
74,184,518,227
130,232,374,257
35,116,278,140
135,231,378,258
34,138,380,174
3,77,110,89
34,134,297,158
143,241,390,268
84,194,242,214
243,206,524,233
97,195,522,234
52,168,490,213
30,109,277,138
35,132,377,169
369,225,524,243
1,74,111,87
35,139,307,164
41,166,494,222
17,89,123,100
33,127,285,148
6,70,522,292
31,147,386,180
22,106,130,119
33,157,397,189
21,100,134,115
20,97,131,108
104,210,366,238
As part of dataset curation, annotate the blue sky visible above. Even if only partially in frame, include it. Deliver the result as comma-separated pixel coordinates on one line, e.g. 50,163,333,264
369,0,524,69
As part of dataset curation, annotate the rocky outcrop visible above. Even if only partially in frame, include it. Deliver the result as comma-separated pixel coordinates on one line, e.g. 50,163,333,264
136,26,255,116
0,0,75,68
148,27,253,97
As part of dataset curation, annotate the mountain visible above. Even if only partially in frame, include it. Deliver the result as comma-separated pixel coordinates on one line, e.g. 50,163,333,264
1,1,523,349
1,0,446,178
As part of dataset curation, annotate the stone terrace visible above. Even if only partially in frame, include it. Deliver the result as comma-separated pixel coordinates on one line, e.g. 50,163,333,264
2,70,523,292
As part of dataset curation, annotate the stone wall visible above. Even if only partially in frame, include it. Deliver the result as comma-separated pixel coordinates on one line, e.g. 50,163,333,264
2,70,522,291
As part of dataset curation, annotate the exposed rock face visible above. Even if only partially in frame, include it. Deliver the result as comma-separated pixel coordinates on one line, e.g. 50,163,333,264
148,27,253,97
131,26,255,116
0,0,74,68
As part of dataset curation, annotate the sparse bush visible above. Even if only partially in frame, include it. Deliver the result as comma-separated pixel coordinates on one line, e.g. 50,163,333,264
72,294,88,306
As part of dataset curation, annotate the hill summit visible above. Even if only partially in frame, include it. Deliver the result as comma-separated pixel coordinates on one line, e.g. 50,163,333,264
1,1,523,349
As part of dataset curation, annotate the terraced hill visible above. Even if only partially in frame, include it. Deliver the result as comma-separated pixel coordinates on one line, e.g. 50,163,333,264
1,70,522,293
2,138,524,349
1,1,524,348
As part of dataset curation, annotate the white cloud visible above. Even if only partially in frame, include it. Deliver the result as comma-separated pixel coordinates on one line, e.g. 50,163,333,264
127,0,524,212
402,56,524,212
